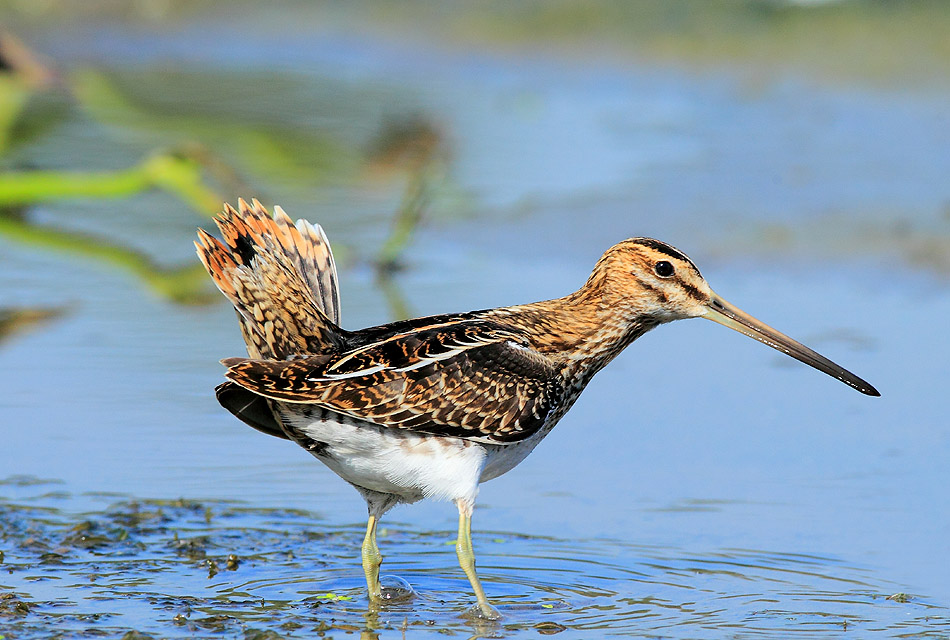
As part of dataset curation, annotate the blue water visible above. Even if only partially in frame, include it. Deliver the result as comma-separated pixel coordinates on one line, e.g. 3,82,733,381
1,4,948,637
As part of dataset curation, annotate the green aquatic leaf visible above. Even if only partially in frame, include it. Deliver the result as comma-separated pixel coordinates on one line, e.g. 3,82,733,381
0,153,221,215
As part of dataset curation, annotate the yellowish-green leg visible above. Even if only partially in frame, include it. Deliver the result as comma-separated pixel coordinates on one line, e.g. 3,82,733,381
455,502,499,619
362,514,383,600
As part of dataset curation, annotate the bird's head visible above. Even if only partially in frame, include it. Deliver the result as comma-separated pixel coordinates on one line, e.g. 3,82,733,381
585,238,879,396
590,238,712,322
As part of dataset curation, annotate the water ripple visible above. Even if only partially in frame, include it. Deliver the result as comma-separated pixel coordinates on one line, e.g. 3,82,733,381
1,489,946,638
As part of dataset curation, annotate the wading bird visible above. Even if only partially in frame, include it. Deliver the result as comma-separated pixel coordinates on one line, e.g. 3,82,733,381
196,199,878,618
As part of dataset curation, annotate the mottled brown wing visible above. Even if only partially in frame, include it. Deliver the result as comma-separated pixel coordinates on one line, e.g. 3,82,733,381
223,322,562,443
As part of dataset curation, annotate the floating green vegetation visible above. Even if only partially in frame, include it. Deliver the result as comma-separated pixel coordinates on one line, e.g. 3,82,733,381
0,152,221,215
314,592,352,602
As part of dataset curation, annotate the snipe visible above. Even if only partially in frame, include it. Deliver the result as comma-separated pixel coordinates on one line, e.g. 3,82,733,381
197,199,878,618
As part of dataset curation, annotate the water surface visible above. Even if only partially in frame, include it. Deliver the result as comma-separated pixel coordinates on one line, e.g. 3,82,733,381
1,3,948,638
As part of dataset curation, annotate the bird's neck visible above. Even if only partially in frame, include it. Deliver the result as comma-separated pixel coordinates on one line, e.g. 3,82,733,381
503,286,660,379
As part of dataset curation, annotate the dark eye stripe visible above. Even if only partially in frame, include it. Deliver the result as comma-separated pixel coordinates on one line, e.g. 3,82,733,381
679,281,704,301
637,279,670,304
633,238,702,275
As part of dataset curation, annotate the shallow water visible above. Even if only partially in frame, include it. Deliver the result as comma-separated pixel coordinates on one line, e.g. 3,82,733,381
2,3,949,638
3,479,947,639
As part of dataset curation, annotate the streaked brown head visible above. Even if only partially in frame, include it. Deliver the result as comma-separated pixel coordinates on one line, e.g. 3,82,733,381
583,238,879,396
583,238,713,321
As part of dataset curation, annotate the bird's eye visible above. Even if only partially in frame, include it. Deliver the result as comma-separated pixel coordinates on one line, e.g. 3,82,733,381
654,261,674,278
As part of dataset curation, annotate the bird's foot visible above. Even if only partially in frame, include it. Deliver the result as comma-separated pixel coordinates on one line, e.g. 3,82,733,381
462,601,501,621
377,575,415,603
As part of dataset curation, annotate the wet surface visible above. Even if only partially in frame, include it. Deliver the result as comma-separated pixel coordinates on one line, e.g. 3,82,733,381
3,478,947,639
1,2,949,638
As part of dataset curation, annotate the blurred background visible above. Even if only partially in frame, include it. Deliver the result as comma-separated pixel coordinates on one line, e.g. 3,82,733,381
1,1,948,637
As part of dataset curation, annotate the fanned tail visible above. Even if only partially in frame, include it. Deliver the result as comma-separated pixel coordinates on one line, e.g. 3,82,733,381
195,198,345,360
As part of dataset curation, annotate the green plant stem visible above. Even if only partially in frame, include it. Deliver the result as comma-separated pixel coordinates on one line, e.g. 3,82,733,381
0,153,221,215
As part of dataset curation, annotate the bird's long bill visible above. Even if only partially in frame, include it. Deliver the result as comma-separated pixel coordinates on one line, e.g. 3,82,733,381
703,295,880,396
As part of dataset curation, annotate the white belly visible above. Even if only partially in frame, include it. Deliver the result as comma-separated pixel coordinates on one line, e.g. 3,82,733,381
279,404,559,507
281,407,489,505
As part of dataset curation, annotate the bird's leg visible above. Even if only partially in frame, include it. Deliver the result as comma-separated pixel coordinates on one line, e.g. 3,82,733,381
360,491,402,603
455,499,498,619
362,513,383,600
